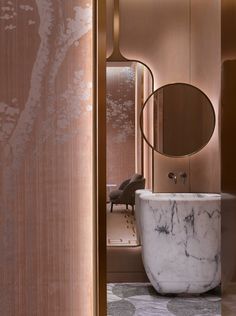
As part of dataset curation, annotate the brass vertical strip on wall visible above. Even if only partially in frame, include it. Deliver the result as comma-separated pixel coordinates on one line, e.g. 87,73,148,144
94,0,107,314
107,0,127,62
141,66,144,175
152,148,155,192
189,0,192,84
113,0,120,55
92,2,97,314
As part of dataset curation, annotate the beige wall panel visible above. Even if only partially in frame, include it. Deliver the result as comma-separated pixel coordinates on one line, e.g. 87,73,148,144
119,0,190,88
118,0,190,191
115,0,220,193
0,1,94,315
189,0,221,193
106,0,114,57
222,0,236,61
153,152,190,192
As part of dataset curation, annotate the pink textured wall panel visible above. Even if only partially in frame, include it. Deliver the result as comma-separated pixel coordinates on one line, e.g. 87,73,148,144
0,1,94,315
111,0,221,193
106,66,135,187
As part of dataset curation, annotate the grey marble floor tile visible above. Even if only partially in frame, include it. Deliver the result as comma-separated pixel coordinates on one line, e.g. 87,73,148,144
107,283,221,316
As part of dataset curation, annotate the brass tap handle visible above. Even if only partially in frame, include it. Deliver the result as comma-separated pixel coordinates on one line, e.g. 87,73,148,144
168,172,177,184
179,172,187,184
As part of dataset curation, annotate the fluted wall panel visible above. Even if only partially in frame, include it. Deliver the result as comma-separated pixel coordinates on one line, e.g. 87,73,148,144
0,1,94,315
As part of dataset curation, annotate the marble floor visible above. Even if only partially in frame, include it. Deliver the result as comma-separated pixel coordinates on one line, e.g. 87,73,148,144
107,283,221,316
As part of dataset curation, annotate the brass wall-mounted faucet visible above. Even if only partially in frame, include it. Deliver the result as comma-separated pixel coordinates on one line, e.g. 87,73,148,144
168,172,188,184
168,172,177,184
179,172,187,184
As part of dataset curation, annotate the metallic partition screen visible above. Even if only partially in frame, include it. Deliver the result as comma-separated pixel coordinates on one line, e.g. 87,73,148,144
222,1,236,314
0,1,94,315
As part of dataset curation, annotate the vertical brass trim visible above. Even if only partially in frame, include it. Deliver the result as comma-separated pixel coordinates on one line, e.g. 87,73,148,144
92,1,96,314
141,66,144,175
134,63,145,175
150,68,155,191
94,0,107,314
135,63,139,173
189,0,192,84
92,1,97,314
152,148,154,192
113,0,121,55
107,0,128,61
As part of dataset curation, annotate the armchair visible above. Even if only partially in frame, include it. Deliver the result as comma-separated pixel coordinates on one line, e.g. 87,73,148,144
109,174,145,213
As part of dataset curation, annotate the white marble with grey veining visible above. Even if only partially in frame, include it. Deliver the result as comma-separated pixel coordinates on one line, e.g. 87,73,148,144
135,191,221,294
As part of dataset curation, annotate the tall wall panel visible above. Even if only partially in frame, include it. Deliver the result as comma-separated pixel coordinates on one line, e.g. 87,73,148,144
0,1,94,315
117,0,220,193
221,0,236,299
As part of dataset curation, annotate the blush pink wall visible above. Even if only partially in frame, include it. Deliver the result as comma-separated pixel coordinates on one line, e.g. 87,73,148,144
106,65,135,188
108,0,221,193
0,1,95,315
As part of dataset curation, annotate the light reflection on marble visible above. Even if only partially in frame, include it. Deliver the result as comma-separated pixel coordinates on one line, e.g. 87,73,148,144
107,283,221,316
135,191,221,294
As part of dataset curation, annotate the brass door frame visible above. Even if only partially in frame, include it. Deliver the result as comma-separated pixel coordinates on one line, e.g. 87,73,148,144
94,1,155,313
94,0,107,314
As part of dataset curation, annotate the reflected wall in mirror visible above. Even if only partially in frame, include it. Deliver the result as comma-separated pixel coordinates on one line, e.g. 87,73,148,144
106,62,136,191
106,61,153,198
140,83,216,157
106,60,153,283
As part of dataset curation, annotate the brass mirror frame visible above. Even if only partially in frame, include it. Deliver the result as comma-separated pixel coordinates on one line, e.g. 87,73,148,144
140,82,216,158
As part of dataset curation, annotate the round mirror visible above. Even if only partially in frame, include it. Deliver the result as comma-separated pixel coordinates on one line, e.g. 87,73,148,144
140,83,215,157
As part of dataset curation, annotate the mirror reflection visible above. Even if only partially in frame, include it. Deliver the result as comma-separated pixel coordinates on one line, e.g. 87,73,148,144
106,61,152,280
141,83,215,157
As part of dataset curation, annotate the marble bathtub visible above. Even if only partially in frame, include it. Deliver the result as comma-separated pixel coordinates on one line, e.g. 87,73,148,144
135,191,221,294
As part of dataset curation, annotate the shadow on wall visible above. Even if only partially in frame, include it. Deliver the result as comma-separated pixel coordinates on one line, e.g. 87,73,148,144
221,60,236,290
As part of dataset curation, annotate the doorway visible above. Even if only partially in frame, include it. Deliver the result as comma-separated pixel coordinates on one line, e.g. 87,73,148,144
106,61,153,283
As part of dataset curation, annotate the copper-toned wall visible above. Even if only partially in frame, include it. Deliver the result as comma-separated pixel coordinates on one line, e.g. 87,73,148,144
110,0,221,193
106,66,135,187
0,1,94,315
221,0,236,292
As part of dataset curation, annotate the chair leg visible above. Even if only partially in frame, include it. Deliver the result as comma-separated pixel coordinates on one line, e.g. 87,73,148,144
131,204,134,215
110,202,113,213
126,204,128,210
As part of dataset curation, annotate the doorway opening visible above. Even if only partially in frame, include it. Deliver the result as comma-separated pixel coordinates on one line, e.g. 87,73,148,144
105,60,153,283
